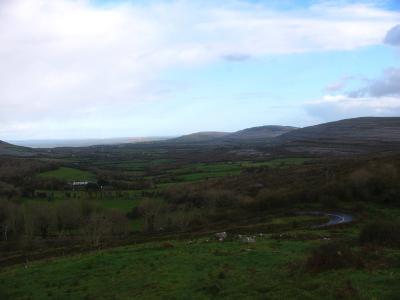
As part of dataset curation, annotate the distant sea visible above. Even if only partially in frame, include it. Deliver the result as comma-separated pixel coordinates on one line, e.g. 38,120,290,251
8,137,173,148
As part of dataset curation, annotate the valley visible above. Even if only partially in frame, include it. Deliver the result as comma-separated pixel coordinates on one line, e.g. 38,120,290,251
1,117,400,299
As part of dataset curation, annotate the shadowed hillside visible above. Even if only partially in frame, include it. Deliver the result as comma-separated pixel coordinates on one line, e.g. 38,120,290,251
224,125,297,141
167,126,297,145
277,117,400,154
0,140,35,156
168,132,230,143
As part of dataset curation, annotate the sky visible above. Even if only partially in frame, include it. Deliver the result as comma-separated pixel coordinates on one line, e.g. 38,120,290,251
0,0,399,140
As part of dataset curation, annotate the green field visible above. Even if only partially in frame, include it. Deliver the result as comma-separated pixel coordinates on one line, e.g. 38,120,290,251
100,198,141,213
38,167,96,181
1,235,399,300
241,157,310,168
23,191,141,214
161,158,310,183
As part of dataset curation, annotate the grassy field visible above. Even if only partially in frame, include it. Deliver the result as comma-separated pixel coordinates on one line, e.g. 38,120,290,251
38,167,96,181
100,198,141,213
22,191,142,215
92,159,175,171
1,233,399,300
160,158,310,183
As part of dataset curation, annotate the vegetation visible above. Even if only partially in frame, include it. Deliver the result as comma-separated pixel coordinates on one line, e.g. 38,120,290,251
359,220,400,248
1,237,399,299
1,141,400,299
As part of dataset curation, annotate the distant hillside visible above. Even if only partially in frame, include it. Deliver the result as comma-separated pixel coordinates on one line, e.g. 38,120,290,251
168,132,231,143
223,125,298,141
276,117,400,154
11,137,170,148
0,140,35,156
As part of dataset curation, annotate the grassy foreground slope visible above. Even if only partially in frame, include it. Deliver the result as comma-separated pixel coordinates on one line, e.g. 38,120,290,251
1,235,399,300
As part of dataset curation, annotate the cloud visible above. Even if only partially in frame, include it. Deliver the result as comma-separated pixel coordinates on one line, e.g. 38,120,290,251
324,76,355,93
307,94,400,121
0,0,399,138
384,24,400,46
308,68,400,121
349,68,400,97
222,53,252,62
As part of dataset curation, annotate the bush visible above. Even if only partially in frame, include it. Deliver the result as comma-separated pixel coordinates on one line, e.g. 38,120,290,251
204,189,239,208
319,194,340,208
0,181,20,200
306,242,363,272
161,210,206,232
126,206,141,219
359,220,400,248
252,188,291,211
138,198,165,232
23,202,56,239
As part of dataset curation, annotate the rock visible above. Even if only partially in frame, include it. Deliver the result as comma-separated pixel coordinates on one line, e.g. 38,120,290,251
240,236,256,243
215,232,227,242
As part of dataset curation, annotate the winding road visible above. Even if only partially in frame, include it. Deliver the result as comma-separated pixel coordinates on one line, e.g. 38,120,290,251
296,211,353,228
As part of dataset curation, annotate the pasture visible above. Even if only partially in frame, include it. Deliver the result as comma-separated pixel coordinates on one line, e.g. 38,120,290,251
1,233,399,300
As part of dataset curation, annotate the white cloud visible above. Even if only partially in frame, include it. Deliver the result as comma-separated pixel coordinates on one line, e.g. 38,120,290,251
308,67,400,121
324,76,356,93
384,24,400,46
307,94,400,121
349,68,400,97
0,0,399,138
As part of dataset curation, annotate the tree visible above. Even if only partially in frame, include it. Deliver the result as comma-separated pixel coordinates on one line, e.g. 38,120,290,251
107,209,130,237
0,181,20,200
55,200,83,236
23,202,55,239
138,198,165,232
0,200,23,241
82,212,110,247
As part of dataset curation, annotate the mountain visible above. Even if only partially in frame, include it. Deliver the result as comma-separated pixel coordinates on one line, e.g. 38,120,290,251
276,117,400,154
169,132,231,143
0,140,35,156
223,125,298,141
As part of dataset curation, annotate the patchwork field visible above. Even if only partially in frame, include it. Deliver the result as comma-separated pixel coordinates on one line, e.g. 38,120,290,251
2,150,399,300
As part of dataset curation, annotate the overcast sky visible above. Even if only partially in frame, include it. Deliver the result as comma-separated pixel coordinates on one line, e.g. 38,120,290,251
1,0,400,140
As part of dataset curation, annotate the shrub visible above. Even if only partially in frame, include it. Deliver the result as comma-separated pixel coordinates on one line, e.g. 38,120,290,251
319,194,340,208
204,189,238,208
161,210,206,232
359,220,400,248
107,209,130,237
126,206,141,219
253,188,290,211
23,202,56,239
0,181,20,200
306,242,363,272
138,198,165,232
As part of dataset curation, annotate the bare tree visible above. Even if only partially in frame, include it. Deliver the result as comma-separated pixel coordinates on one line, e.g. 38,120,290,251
23,202,56,239
138,198,165,232
0,200,23,241
83,212,110,247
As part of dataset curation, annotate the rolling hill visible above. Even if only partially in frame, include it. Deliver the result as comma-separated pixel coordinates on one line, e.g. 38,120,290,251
223,125,298,141
0,140,35,156
276,117,400,154
168,126,297,144
167,132,231,143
